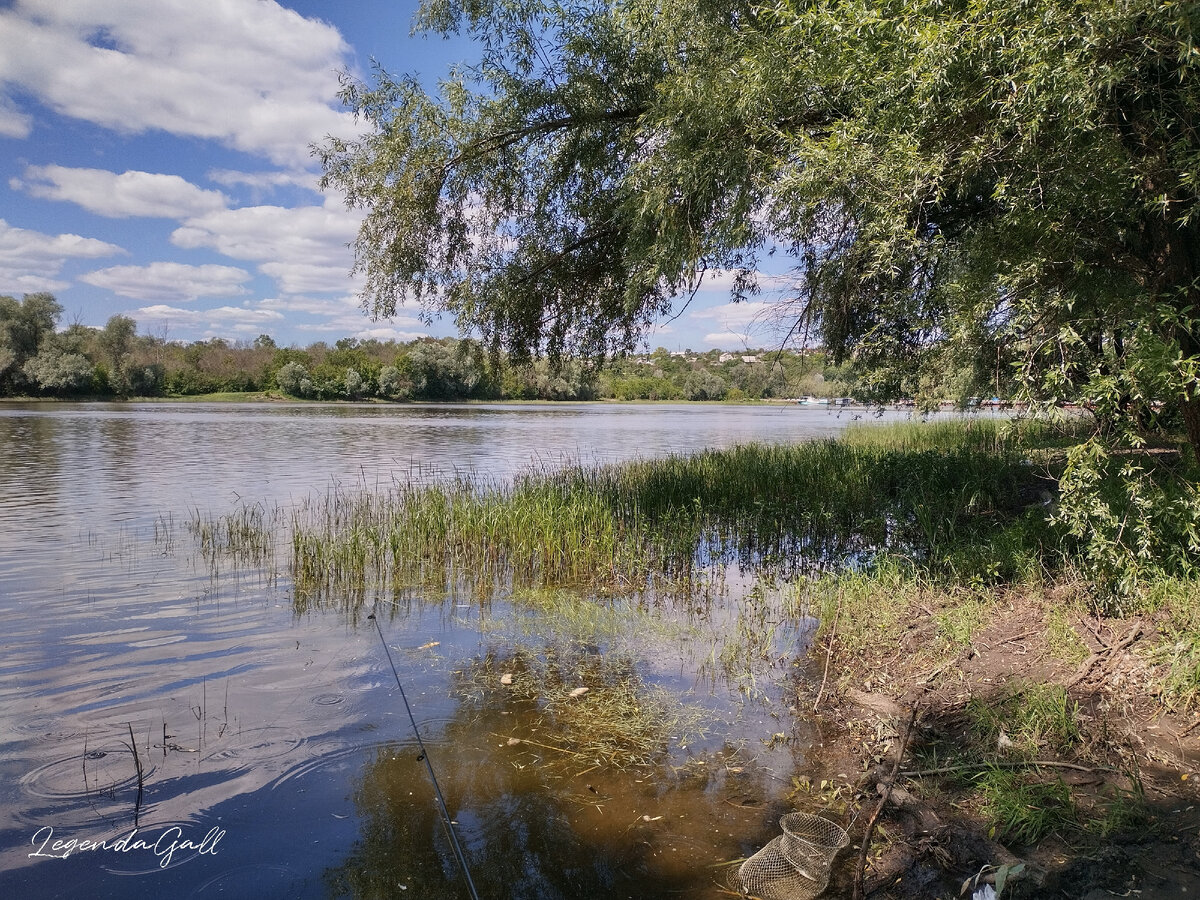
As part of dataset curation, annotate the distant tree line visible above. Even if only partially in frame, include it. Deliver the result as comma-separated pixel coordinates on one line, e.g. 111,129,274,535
0,293,1009,403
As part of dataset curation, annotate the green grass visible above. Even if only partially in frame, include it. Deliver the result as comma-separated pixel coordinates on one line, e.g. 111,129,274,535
285,426,1044,607
790,558,924,654
975,767,1075,845
142,391,285,402
1126,578,1200,709
936,593,995,648
967,682,1082,755
1044,605,1090,665
1085,778,1152,840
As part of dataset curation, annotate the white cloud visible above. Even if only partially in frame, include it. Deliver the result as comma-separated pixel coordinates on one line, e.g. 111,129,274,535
702,331,753,347
258,261,361,295
0,218,124,292
295,311,427,334
690,300,777,328
255,293,425,336
16,165,229,219
134,303,284,335
691,299,809,349
207,169,320,194
171,203,360,294
691,269,795,293
0,94,32,138
289,301,426,335
3,274,70,293
352,325,433,342
171,202,360,265
0,0,359,168
258,295,360,316
80,262,252,301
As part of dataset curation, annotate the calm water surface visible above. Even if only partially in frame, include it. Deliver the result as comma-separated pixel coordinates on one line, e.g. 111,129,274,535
0,401,896,899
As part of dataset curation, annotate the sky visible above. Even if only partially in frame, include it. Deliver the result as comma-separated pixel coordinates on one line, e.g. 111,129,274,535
0,0,795,351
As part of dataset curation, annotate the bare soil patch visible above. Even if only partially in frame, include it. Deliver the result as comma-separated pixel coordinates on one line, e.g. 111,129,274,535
799,593,1200,899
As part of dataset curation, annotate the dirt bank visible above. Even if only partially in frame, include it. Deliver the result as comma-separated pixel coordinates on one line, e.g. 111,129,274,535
797,591,1200,899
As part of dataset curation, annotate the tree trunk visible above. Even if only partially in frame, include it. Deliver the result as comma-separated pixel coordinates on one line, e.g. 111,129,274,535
1174,323,1200,465
1182,391,1200,466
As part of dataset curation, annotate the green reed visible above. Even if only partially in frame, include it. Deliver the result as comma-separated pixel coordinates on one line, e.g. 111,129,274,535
287,421,1039,607
188,501,281,566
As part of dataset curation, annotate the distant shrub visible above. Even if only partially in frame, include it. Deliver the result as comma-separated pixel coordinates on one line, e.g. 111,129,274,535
276,362,309,396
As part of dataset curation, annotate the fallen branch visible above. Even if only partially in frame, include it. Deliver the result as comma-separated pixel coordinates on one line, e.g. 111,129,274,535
975,628,1041,652
1066,620,1142,688
813,596,841,714
854,705,919,900
902,759,1115,778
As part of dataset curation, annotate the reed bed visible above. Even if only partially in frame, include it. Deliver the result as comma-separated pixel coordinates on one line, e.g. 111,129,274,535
285,428,1039,606
188,501,282,566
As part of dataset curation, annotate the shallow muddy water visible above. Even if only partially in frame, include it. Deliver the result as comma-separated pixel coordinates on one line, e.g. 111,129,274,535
0,401,904,898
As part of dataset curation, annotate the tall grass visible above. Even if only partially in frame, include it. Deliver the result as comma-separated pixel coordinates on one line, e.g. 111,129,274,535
288,425,1043,607
188,417,1200,709
188,501,281,566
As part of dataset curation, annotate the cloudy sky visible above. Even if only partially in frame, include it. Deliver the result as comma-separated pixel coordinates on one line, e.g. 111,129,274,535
0,0,793,350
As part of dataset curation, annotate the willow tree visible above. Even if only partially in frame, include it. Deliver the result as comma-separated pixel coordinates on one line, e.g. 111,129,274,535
740,0,1200,593
318,0,773,365
321,1,1200,449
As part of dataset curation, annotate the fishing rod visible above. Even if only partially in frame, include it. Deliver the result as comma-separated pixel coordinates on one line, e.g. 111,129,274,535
368,609,481,900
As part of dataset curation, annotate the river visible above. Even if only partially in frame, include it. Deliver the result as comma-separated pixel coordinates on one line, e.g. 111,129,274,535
0,400,899,899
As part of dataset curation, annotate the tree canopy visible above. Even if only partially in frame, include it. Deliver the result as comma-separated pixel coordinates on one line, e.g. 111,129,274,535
320,0,1200,452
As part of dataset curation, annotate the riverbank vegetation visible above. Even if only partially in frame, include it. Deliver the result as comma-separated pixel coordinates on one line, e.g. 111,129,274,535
1,292,879,402
189,415,1200,895
286,418,1048,605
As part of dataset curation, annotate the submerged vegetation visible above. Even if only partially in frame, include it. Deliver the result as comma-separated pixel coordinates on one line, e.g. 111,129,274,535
187,415,1200,894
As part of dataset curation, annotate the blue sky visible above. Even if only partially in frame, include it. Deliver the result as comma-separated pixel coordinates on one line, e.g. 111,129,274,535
0,0,794,351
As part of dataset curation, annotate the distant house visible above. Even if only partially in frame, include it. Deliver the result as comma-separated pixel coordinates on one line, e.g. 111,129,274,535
719,353,735,362
741,355,758,363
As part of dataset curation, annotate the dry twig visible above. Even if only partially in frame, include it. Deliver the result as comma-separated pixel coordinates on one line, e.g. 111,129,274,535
1066,620,1142,688
854,705,919,900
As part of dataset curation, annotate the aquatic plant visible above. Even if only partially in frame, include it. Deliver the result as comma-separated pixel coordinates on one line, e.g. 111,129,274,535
286,427,1040,606
188,501,282,566
452,642,707,770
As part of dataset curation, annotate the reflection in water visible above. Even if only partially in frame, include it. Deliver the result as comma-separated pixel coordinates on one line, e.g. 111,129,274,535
0,401,895,897
328,713,786,899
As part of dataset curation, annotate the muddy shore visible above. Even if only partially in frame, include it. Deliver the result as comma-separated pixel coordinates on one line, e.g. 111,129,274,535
798,592,1200,899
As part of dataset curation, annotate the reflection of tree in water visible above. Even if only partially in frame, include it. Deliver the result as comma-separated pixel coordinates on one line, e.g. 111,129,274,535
324,644,718,899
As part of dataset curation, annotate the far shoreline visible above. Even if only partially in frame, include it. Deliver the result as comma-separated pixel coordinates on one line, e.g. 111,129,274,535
0,392,837,407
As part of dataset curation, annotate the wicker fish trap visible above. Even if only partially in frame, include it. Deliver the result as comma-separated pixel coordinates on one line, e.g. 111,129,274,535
727,812,849,900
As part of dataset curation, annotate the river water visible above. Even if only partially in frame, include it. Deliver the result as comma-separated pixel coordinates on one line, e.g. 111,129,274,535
0,400,896,899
